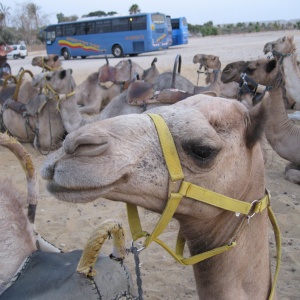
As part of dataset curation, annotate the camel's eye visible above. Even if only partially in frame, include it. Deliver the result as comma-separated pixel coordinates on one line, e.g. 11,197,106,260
245,67,255,75
46,75,51,81
182,141,218,166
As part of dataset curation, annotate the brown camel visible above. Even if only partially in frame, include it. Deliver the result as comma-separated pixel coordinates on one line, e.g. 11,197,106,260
42,94,280,299
0,133,135,298
1,69,76,152
193,53,239,98
31,54,63,71
263,35,300,110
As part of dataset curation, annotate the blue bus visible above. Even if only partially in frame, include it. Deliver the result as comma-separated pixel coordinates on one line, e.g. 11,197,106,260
43,13,169,59
171,17,188,46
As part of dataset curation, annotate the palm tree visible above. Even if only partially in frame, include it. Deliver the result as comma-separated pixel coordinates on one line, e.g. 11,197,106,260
0,3,11,27
129,4,141,15
27,2,41,29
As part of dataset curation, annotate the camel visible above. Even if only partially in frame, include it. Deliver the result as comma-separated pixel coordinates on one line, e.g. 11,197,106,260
41,94,281,299
193,53,239,98
263,35,300,110
0,132,136,298
1,69,76,152
31,54,63,72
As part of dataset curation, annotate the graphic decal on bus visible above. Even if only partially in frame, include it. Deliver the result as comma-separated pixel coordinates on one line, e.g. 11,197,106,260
58,38,106,53
156,33,167,43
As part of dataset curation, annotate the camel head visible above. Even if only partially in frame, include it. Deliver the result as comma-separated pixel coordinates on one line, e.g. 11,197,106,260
31,55,62,71
193,54,221,70
221,58,278,86
42,95,266,216
32,69,76,95
263,35,296,56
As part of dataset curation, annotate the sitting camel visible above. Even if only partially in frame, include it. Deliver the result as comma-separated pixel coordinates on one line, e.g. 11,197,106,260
41,94,281,299
263,35,300,110
0,132,135,299
193,53,239,98
1,69,76,152
31,54,63,72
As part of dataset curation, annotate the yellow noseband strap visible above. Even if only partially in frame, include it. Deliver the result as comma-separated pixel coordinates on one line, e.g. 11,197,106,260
126,113,281,299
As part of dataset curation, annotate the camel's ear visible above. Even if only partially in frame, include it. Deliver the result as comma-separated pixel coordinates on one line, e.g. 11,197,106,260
54,55,59,62
265,59,277,73
213,55,219,61
245,101,267,148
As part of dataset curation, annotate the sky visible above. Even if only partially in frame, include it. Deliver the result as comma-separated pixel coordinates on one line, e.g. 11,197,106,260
6,0,300,25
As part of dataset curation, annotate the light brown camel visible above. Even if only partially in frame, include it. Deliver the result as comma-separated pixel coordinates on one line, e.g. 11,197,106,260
1,69,76,152
221,57,300,184
41,95,280,299
263,35,300,110
193,53,239,98
31,54,63,72
0,133,135,298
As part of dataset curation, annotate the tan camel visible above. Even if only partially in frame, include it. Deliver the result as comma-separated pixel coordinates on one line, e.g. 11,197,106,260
263,35,300,110
0,133,135,298
31,54,63,71
41,94,280,299
193,53,239,98
1,69,76,152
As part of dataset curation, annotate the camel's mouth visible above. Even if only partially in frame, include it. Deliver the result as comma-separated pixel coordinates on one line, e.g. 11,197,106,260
46,181,110,203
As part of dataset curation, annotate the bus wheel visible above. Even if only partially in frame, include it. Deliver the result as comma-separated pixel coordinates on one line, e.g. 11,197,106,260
81,56,87,59
62,49,71,60
112,45,123,58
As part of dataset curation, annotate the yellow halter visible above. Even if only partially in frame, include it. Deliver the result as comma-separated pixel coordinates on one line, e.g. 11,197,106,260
126,113,281,299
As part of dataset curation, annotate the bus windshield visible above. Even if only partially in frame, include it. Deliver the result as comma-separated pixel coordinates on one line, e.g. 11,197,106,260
170,17,188,46
44,12,169,59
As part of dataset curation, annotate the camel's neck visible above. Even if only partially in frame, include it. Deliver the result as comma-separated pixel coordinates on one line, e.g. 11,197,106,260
264,87,300,163
281,54,300,103
180,209,272,299
0,181,36,290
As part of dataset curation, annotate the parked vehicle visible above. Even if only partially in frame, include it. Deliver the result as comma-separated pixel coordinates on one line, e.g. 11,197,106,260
7,44,28,59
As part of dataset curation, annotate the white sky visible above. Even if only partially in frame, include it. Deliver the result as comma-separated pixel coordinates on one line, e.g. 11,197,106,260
6,0,300,25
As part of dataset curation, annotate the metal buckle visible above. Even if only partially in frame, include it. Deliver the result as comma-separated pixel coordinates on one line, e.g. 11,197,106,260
247,199,259,224
130,240,145,253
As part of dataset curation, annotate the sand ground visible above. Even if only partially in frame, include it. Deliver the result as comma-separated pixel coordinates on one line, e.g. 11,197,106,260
2,30,300,299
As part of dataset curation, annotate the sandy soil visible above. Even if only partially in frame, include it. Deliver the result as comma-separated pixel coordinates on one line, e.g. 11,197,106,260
2,30,300,299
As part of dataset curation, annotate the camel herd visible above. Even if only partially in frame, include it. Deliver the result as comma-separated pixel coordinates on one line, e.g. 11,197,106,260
0,35,299,299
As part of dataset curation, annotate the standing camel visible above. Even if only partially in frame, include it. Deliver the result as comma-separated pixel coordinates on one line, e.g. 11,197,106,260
193,53,239,98
263,35,300,110
42,95,280,299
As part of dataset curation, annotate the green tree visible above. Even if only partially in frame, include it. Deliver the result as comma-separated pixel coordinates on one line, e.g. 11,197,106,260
27,2,41,29
129,4,141,15
56,13,78,23
0,3,11,27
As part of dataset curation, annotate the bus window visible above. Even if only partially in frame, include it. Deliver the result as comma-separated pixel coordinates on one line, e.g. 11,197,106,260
112,18,130,32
